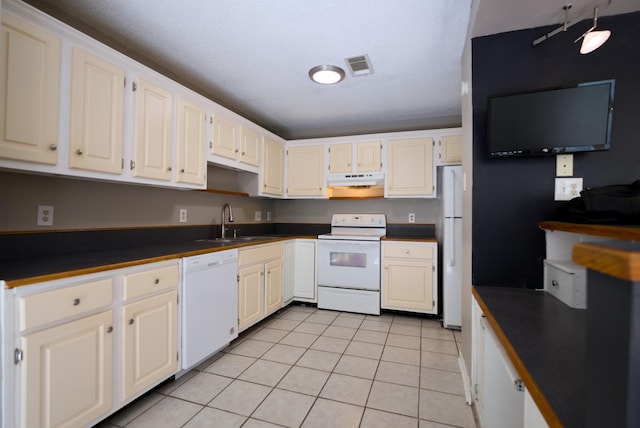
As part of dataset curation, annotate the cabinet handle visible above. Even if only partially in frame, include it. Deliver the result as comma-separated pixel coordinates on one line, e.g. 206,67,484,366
107,326,113,333
154,278,160,285
128,319,134,325
49,144,57,151
73,298,80,306
130,160,135,170
76,149,83,155
552,280,559,287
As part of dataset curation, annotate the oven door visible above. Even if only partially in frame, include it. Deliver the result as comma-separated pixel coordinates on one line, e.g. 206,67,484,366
317,239,380,291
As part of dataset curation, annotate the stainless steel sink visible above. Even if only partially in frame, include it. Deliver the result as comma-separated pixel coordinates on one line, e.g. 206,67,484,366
193,236,276,244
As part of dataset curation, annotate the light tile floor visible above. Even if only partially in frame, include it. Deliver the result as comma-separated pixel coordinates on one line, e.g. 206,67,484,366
96,305,477,428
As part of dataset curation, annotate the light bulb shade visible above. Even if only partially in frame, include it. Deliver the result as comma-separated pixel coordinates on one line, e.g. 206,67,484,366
580,30,611,54
309,65,345,84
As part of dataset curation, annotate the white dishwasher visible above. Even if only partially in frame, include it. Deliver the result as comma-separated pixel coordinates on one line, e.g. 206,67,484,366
181,249,238,370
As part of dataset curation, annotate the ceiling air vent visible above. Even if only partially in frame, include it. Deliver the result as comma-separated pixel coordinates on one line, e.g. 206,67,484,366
345,54,373,77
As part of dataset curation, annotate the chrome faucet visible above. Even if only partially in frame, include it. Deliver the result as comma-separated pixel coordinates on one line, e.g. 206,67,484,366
220,203,234,238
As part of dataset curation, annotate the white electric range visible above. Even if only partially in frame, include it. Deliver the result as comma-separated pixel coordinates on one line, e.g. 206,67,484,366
316,214,386,315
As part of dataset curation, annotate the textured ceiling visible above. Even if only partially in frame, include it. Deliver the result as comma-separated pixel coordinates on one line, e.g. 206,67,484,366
19,0,640,140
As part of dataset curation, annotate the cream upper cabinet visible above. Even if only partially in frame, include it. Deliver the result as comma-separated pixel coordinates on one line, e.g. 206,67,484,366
386,137,435,197
122,290,178,400
132,77,174,181
438,134,462,164
69,47,125,174
210,114,238,160
210,113,261,169
382,241,438,314
20,310,113,428
286,144,325,197
239,126,260,166
0,12,61,165
328,143,352,173
262,136,284,196
328,141,382,174
176,96,206,186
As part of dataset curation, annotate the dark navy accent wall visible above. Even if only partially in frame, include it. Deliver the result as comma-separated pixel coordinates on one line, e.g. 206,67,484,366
472,12,640,288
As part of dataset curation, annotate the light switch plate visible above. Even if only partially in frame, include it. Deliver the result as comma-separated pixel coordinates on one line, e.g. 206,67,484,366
554,178,583,200
255,211,262,221
556,154,573,176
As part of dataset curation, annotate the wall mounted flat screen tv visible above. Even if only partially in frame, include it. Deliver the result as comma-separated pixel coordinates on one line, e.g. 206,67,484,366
487,80,614,157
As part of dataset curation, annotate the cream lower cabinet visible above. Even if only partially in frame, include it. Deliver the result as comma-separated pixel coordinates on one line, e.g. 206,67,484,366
20,310,113,428
6,260,180,428
284,239,316,303
238,243,283,331
381,241,438,314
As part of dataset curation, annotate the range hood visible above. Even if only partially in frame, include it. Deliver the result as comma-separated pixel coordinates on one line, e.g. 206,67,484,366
326,172,384,187
326,172,385,199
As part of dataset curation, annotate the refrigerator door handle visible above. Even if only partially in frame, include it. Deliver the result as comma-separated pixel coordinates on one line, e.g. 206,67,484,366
448,223,456,268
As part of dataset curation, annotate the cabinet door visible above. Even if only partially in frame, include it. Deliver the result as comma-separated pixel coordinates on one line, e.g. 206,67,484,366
176,97,206,185
211,114,238,160
69,47,124,174
286,145,324,197
328,143,352,173
132,77,173,181
292,241,316,301
240,127,260,166
0,13,60,165
356,141,382,172
21,310,113,428
122,290,178,401
238,264,264,331
262,137,284,196
387,137,434,196
264,258,283,316
284,242,296,304
383,258,434,312
439,134,462,164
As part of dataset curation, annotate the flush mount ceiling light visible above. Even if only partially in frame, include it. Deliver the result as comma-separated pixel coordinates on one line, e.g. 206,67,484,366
575,7,611,54
309,65,345,85
532,1,612,54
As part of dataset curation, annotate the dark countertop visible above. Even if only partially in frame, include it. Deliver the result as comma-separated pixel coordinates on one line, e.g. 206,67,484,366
0,235,304,287
473,286,587,428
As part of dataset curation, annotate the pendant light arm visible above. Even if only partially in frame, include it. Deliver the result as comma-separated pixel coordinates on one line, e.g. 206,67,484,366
532,0,612,47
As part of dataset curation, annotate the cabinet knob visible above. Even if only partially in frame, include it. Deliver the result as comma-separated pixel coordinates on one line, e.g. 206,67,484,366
76,149,83,155
167,166,172,172
49,144,57,151
73,298,81,306
260,271,264,276
107,326,113,333
234,149,239,153
263,183,266,187
128,319,134,325
242,151,245,155
154,278,160,285
552,280,559,287
405,250,410,255
181,168,185,173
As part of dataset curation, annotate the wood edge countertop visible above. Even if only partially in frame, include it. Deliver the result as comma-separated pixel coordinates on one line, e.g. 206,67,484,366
471,287,563,428
3,235,317,289
573,241,640,282
539,221,640,241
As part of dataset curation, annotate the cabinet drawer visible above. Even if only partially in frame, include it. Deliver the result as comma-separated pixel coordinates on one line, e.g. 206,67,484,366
543,261,587,309
19,278,113,330
239,243,283,266
383,243,434,260
123,263,179,301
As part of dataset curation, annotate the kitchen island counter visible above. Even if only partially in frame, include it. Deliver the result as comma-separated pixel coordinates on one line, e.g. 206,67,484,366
473,285,587,428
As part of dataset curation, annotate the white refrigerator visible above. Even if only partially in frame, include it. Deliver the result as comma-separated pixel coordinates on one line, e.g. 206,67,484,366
442,165,462,329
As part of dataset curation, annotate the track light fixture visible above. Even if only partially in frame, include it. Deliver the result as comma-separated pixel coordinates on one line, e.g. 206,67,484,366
532,1,612,54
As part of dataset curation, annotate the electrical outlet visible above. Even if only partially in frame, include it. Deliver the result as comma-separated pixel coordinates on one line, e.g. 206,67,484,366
408,213,416,223
556,154,573,176
267,211,272,221
554,178,583,201
37,205,54,226
179,208,187,223
255,211,262,221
